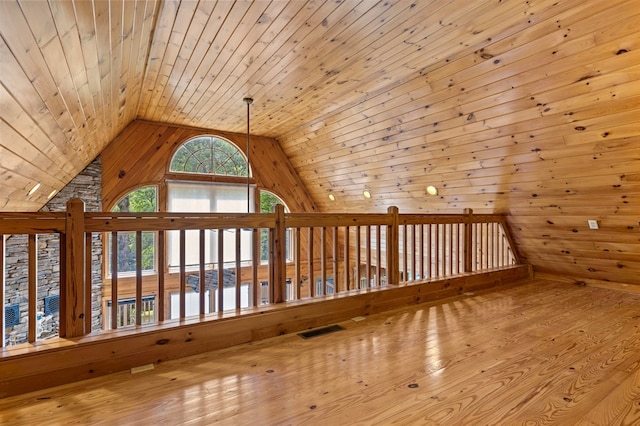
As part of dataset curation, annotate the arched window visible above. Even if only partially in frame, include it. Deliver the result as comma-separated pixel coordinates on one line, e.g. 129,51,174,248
169,136,249,176
106,186,158,329
108,186,158,275
167,136,254,269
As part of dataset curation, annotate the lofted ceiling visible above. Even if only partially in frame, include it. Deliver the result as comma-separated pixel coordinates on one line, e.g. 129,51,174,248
1,0,639,285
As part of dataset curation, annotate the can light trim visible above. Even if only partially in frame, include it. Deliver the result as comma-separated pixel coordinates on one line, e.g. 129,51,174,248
28,182,41,196
426,185,438,196
363,189,372,199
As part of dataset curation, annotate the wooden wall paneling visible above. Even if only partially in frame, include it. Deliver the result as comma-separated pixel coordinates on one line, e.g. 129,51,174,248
102,121,316,214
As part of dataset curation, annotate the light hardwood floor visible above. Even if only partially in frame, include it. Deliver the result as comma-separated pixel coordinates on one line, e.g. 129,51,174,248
1,278,639,425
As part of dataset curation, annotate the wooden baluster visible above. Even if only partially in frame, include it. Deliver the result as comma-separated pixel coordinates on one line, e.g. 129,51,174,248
0,235,4,345
376,225,382,287
199,229,206,315
84,232,92,332
435,224,441,278
483,223,488,270
426,224,432,279
157,230,165,322
456,223,461,274
402,224,408,282
411,224,416,281
28,234,37,343
491,222,496,268
308,227,314,297
58,232,67,336
295,228,301,299
463,209,473,273
332,226,338,293
111,231,118,329
355,226,360,288
251,228,259,306
179,230,186,319
321,226,326,295
365,225,371,289
218,229,224,311
235,229,241,309
135,231,142,325
448,224,453,276
344,226,350,291
418,224,424,281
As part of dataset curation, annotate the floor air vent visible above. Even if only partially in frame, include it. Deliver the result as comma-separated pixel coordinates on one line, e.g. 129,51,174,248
298,324,345,339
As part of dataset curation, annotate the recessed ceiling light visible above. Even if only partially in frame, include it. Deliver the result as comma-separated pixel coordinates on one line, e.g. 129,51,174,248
47,190,57,200
363,190,371,199
426,185,438,196
328,193,335,201
28,182,41,196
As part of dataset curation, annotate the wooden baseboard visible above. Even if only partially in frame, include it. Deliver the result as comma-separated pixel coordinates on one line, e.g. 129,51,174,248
533,271,640,293
0,266,529,398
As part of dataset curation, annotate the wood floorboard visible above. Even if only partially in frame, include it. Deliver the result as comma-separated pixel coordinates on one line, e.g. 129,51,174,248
1,278,639,425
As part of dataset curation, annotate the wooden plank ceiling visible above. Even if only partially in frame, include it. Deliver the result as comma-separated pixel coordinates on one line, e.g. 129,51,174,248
0,0,639,285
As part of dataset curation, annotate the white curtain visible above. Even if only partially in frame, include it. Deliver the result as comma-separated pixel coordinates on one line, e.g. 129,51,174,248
167,181,255,267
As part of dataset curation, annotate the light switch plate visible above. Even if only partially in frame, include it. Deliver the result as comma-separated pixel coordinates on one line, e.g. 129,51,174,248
588,219,599,230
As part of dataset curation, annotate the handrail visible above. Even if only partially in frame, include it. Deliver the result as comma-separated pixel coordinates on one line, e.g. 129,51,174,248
1,199,521,348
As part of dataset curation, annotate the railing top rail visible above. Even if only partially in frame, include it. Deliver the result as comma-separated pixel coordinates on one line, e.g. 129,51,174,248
85,213,276,232
1,209,507,234
398,213,506,225
0,213,66,234
284,213,393,228
85,212,274,219
0,212,66,219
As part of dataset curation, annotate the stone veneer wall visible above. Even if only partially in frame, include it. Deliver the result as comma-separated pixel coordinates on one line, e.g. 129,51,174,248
3,157,103,345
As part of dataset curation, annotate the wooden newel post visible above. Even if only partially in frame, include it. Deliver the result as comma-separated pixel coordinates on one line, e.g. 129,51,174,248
387,206,400,285
272,203,286,303
463,208,473,273
64,198,86,337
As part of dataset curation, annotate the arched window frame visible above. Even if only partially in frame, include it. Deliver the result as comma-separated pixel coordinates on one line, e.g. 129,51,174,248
167,135,251,181
106,185,158,277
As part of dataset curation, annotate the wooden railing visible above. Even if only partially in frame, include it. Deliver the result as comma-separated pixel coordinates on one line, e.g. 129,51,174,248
1,200,520,348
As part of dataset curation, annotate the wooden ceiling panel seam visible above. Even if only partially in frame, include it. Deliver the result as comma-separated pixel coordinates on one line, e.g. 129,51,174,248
157,0,247,125
138,0,180,119
277,0,577,142
263,0,512,135
230,0,430,132
177,0,312,127
177,1,268,123
279,7,639,148
153,0,229,123
146,0,204,120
